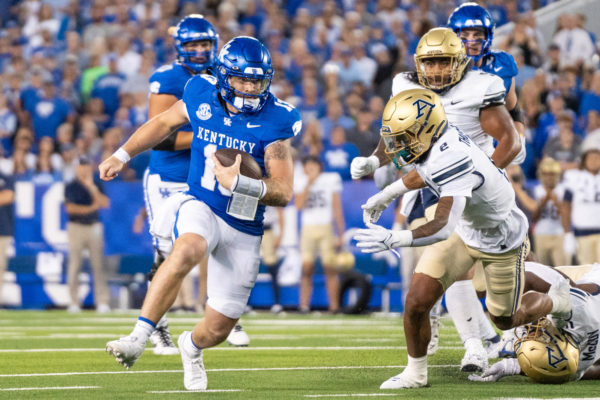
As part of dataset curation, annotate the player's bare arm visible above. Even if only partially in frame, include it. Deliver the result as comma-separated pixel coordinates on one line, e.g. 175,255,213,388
371,138,392,166
99,100,189,181
480,104,520,168
411,196,454,240
149,93,194,151
261,139,294,207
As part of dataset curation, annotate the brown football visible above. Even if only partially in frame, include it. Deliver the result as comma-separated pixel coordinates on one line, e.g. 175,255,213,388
214,148,263,179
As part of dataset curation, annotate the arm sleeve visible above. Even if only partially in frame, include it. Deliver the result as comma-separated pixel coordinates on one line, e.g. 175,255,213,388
481,75,506,108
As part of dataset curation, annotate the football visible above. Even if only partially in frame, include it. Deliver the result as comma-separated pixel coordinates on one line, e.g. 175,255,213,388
214,148,263,179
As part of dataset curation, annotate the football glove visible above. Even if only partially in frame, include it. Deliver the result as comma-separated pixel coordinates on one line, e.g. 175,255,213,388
350,155,380,179
353,223,413,253
468,358,521,382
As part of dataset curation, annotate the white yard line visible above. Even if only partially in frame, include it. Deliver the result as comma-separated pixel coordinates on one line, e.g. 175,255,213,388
0,346,465,353
305,395,396,398
147,389,243,394
0,365,461,378
0,386,100,391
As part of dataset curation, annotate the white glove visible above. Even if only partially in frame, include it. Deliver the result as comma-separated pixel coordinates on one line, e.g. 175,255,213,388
468,358,521,382
362,190,396,225
350,155,380,179
353,223,413,253
563,232,577,255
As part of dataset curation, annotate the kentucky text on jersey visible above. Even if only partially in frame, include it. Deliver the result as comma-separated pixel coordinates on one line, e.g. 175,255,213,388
196,127,256,153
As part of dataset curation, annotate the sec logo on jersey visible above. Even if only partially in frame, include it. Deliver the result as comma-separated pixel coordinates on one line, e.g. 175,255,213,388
196,103,212,120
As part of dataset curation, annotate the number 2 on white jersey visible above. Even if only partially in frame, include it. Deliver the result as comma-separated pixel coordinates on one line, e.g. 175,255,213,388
200,144,229,195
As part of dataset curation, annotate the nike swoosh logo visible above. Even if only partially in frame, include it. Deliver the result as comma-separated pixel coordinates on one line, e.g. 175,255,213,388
494,66,503,72
450,99,463,105
247,123,261,128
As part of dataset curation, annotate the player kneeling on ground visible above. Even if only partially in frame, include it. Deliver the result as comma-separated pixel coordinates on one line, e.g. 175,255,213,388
353,89,571,389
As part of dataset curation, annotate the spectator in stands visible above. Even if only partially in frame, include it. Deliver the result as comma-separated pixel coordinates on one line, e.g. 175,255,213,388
0,169,14,308
64,156,110,313
552,13,596,68
297,78,326,124
534,91,566,161
579,71,600,129
261,206,285,314
59,143,77,182
86,97,110,134
531,157,567,267
511,47,536,90
29,77,74,140
543,111,582,171
542,43,562,79
501,16,542,67
33,136,62,184
76,116,102,162
318,99,354,143
562,141,600,264
91,53,126,120
295,156,345,314
507,163,537,225
346,107,379,157
300,119,324,157
322,125,359,181
0,130,36,178
0,93,17,155
114,35,142,78
555,66,580,113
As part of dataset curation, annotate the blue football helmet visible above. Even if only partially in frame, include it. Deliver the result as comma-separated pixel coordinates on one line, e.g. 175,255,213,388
171,14,218,73
216,36,273,113
447,2,494,62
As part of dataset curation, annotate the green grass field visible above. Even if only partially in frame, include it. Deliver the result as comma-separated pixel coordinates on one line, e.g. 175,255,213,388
0,310,599,399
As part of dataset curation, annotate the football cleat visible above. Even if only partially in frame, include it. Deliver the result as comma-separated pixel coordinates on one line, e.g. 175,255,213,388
149,322,179,355
548,277,572,318
106,335,146,369
427,315,440,356
178,331,207,390
380,370,427,389
226,324,250,347
461,338,489,372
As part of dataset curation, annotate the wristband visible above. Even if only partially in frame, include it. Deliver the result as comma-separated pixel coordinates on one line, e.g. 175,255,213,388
113,147,131,163
382,177,409,199
227,174,266,221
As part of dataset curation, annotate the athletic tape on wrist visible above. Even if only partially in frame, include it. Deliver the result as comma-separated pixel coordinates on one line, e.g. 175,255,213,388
113,147,131,163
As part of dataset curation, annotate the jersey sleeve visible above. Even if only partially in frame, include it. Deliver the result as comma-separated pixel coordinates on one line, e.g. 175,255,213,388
181,75,205,120
264,97,302,146
418,147,475,198
391,73,413,97
481,74,506,108
149,65,182,96
495,51,518,79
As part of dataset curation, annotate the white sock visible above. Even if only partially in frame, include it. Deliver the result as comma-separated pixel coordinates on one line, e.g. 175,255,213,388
445,280,481,343
430,297,443,319
132,318,155,342
183,332,202,354
156,315,168,329
477,305,498,340
406,354,427,378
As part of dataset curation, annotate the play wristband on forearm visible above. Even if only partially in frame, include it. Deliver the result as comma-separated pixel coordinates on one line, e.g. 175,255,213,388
226,174,267,221
113,147,131,163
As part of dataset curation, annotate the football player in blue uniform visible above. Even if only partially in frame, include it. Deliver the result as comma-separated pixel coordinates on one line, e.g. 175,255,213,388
142,14,220,355
100,36,301,391
448,3,525,143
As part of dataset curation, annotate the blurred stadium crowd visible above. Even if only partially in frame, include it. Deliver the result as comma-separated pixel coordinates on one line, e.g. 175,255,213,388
0,0,599,311
1,0,598,183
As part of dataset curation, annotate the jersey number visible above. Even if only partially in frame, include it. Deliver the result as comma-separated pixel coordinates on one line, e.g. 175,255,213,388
200,144,229,195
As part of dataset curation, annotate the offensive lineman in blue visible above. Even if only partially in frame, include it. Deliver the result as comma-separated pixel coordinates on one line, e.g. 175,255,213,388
142,13,218,356
448,3,526,142
99,36,301,391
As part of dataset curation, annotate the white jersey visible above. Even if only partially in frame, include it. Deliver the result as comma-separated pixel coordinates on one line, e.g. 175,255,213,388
295,172,342,226
524,262,600,380
391,70,506,157
563,169,600,232
415,126,528,253
532,184,565,236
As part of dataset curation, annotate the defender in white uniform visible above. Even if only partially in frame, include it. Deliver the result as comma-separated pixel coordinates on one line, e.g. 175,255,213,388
469,262,600,383
353,28,522,372
353,88,571,389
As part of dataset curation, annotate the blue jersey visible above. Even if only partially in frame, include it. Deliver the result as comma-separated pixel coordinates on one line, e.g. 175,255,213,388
475,50,518,94
148,63,194,182
183,74,302,236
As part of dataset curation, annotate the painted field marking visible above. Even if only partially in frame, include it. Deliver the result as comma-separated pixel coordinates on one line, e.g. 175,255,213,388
305,395,396,398
0,346,465,353
0,386,100,391
147,389,243,394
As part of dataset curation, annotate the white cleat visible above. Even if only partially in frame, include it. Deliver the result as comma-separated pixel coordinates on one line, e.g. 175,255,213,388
380,371,427,389
427,316,440,356
227,324,250,347
461,338,489,372
178,331,207,391
149,323,179,355
548,278,572,318
106,335,146,369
